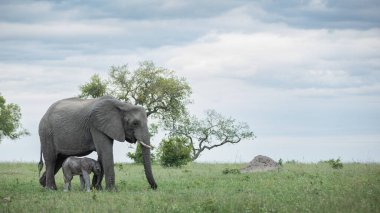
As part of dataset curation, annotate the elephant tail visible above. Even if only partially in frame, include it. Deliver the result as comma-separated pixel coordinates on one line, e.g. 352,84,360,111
38,147,43,177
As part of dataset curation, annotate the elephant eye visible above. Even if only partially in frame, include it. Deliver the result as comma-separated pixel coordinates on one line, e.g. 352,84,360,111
132,120,140,127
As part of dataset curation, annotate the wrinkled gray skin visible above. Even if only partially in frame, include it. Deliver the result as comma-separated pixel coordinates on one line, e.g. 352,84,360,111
62,157,102,192
38,96,157,191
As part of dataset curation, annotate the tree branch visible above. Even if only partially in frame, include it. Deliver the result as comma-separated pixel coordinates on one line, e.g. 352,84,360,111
192,136,242,161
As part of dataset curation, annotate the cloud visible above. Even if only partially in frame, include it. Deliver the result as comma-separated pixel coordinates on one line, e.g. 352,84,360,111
2,0,379,65
0,0,380,162
256,0,380,29
149,29,380,94
1,0,378,109
0,22,123,39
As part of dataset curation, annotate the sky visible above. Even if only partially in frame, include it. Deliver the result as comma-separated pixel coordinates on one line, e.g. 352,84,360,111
0,0,379,163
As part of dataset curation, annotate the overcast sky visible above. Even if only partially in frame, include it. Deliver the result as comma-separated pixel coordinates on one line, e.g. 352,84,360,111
0,0,379,163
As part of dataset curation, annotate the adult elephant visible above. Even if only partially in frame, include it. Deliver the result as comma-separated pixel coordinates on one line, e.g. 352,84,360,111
38,96,157,191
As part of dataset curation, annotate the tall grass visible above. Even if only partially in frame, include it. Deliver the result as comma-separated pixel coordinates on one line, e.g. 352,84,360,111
1,162,379,212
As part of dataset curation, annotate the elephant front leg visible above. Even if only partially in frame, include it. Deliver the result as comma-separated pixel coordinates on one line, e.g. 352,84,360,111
63,181,71,192
97,151,116,191
91,128,116,191
92,157,103,190
101,155,116,191
92,172,103,190
63,171,73,192
63,176,71,192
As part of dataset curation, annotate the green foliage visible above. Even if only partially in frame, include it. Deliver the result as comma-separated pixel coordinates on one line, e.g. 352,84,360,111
127,144,155,164
222,168,241,174
78,61,192,121
325,158,344,169
0,94,29,142
158,137,192,167
278,158,283,166
127,123,158,163
79,74,107,98
148,123,159,137
1,163,380,212
169,110,255,161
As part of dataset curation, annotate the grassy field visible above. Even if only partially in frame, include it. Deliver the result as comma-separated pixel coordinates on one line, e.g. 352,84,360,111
0,162,379,213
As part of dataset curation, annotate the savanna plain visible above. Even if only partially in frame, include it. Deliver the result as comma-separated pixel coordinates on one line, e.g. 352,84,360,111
0,162,379,213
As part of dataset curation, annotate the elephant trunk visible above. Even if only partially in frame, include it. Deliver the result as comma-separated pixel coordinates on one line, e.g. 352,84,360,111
141,145,157,190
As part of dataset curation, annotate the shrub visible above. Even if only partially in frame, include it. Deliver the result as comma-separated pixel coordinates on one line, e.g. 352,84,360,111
327,158,343,169
222,168,241,174
158,137,192,167
278,158,283,167
127,144,155,164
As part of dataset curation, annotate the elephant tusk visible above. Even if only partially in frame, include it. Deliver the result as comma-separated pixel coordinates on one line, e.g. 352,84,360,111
137,141,154,149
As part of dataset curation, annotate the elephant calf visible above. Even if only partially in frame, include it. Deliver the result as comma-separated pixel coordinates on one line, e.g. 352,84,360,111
62,157,102,192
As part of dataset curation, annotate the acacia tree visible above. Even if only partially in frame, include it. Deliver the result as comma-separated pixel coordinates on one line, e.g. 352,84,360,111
79,61,192,121
0,94,29,142
167,110,255,161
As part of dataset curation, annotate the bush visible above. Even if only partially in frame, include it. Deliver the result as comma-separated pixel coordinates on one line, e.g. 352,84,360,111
327,158,343,169
278,158,283,167
222,168,241,174
127,144,155,164
158,137,192,167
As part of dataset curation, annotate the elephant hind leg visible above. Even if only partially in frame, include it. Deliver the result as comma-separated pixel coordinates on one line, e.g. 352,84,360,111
39,156,65,187
43,156,67,190
39,172,46,187
54,156,67,174
56,156,69,190
45,160,57,190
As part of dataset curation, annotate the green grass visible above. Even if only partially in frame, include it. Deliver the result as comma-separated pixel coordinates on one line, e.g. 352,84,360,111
1,162,379,213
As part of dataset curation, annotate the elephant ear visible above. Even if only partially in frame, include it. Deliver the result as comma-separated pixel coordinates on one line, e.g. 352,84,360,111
90,98,125,142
